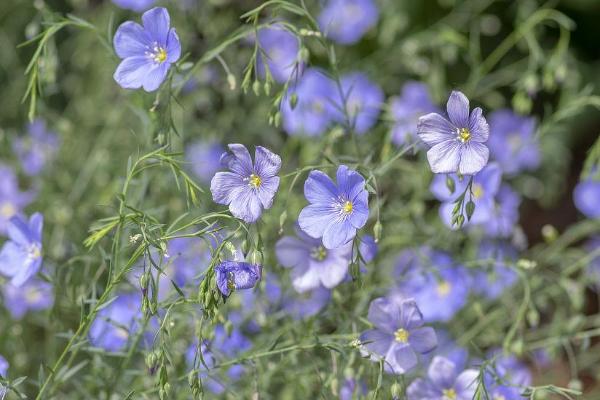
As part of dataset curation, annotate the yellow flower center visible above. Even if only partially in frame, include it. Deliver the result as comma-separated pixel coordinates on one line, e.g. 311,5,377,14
494,395,506,400
443,388,457,400
458,127,471,142
342,200,353,214
28,244,42,260
472,183,484,199
0,202,16,218
437,281,451,296
394,328,409,343
249,174,262,188
311,246,328,261
115,327,130,340
154,47,167,63
25,288,42,303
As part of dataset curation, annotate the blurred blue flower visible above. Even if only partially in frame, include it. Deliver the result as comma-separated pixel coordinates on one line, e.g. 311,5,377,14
358,234,378,264
488,109,540,175
282,68,336,136
407,356,478,400
276,227,352,292
113,7,181,92
418,91,490,175
390,81,439,147
393,248,470,322
185,140,225,184
359,297,437,375
340,378,367,400
318,0,378,45
0,213,43,287
212,324,252,358
13,118,59,176
0,165,34,234
215,261,262,297
210,144,281,223
335,72,383,134
185,340,227,394
112,0,156,12
2,278,53,319
484,185,521,238
421,330,469,371
298,165,369,249
0,355,6,398
282,285,331,320
88,292,143,352
573,174,600,219
473,241,518,300
257,25,302,83
435,163,502,228
486,352,532,400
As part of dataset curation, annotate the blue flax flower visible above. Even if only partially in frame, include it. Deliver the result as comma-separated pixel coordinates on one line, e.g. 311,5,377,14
112,0,156,12
393,248,470,322
407,356,478,400
215,261,262,297
360,297,437,375
282,68,336,136
488,109,540,175
276,226,352,292
335,72,383,134
0,165,34,234
486,352,532,400
318,0,379,45
433,163,502,228
340,378,367,400
257,25,303,84
574,172,600,219
484,185,521,238
210,144,281,223
390,81,439,147
0,213,43,287
88,292,143,352
282,286,331,320
0,355,7,398
185,140,225,184
2,278,53,319
13,118,59,176
113,7,181,92
418,91,490,175
298,165,369,249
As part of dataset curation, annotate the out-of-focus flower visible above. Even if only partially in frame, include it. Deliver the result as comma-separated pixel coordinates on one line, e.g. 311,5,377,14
488,109,540,175
185,140,225,184
359,297,437,375
334,72,383,134
2,278,53,319
421,330,469,370
212,324,252,358
573,175,600,219
340,378,367,400
186,340,226,394
113,7,181,92
215,261,262,297
434,163,502,228
486,352,532,400
298,165,369,249
112,0,156,12
282,68,336,136
318,0,378,45
88,292,143,352
473,241,518,300
418,91,490,175
390,82,439,147
393,248,470,322
13,119,59,176
210,144,281,223
0,165,34,234
357,234,378,264
484,185,521,238
257,25,302,83
282,286,331,320
407,356,478,400
0,213,43,287
276,227,352,292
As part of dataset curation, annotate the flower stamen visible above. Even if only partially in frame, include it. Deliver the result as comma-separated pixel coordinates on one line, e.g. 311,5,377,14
342,200,353,214
394,328,409,343
0,202,16,218
458,127,471,143
437,281,451,296
310,246,328,261
249,174,262,188
442,388,457,399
